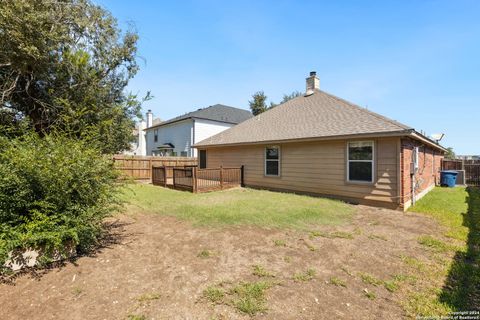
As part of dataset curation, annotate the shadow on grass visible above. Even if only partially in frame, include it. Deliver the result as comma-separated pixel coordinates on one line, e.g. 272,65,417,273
440,187,480,311
0,219,133,285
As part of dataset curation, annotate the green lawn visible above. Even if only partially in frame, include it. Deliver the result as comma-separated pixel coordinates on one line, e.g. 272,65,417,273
409,187,470,240
121,183,353,229
409,186,480,314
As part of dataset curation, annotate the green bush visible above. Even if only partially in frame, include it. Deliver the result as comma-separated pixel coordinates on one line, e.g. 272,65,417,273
0,133,120,269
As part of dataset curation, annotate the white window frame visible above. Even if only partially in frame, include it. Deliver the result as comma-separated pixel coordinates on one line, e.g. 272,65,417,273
347,141,374,183
265,146,280,177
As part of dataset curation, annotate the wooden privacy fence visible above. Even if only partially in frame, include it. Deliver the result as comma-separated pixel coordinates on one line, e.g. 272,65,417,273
152,166,244,193
113,155,197,180
442,159,480,186
464,160,480,186
441,159,463,171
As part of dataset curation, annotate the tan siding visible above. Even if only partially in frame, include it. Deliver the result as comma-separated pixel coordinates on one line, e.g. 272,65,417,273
203,137,400,205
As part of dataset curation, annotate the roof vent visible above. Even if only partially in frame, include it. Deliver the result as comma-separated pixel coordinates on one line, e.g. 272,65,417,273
305,71,319,96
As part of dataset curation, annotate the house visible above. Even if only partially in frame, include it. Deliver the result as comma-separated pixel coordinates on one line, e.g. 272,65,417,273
145,104,252,157
122,110,161,156
194,72,447,210
457,155,480,160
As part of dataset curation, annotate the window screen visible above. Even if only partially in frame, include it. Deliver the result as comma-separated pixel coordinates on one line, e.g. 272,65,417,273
348,141,373,182
265,146,280,176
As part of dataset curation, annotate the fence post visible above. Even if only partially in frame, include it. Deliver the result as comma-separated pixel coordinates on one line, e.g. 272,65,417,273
173,167,176,188
149,158,153,180
192,166,197,193
163,167,167,187
220,166,223,190
240,165,245,187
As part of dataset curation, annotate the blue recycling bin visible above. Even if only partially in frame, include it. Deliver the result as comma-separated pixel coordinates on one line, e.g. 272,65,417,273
440,170,458,187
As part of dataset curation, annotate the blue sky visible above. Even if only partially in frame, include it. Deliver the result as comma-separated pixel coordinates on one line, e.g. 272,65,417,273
97,0,479,154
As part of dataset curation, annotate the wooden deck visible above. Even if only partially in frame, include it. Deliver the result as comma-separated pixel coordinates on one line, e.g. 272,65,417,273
152,166,244,193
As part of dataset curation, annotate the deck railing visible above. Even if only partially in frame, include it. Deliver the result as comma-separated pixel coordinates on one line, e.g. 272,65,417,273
152,165,244,192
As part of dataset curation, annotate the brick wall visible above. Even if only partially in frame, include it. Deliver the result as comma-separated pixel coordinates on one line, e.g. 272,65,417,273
400,138,443,209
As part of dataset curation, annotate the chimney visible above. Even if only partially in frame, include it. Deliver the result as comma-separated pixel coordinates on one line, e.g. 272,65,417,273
305,71,319,96
146,110,153,128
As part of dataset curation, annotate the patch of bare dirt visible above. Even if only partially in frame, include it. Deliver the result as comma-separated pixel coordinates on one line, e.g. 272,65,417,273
0,205,442,320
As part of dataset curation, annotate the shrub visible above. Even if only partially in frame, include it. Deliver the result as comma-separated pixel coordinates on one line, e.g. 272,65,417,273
0,132,120,270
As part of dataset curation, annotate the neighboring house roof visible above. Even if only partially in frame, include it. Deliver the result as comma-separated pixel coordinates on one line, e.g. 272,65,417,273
152,118,162,126
195,90,446,151
146,104,252,130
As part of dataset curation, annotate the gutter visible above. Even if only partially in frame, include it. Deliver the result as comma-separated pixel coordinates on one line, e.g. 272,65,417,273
193,129,448,153
408,131,448,153
144,116,242,131
193,130,412,148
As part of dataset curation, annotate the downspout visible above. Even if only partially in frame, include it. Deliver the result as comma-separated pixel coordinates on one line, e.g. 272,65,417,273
411,171,415,206
411,145,419,206
192,119,196,157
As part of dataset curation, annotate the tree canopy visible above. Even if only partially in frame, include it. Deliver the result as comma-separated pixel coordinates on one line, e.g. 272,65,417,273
0,0,147,153
249,91,268,116
445,147,456,160
280,91,303,104
249,90,303,115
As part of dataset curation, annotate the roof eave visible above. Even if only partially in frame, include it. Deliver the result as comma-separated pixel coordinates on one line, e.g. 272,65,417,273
144,116,246,131
409,131,448,152
193,129,413,148
190,116,243,125
144,117,192,131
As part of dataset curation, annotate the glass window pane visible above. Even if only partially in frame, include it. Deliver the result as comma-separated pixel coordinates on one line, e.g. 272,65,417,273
199,150,207,169
266,160,279,175
349,162,372,182
266,147,279,160
349,142,373,160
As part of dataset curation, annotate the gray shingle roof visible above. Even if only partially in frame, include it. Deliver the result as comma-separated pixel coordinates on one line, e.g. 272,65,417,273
148,104,252,129
195,90,413,147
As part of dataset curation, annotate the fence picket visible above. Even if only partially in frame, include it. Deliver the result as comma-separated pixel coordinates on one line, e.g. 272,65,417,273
113,155,197,180
442,159,480,186
151,166,243,193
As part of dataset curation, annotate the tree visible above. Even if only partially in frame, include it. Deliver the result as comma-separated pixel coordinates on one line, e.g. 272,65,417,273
280,91,303,104
249,90,303,114
0,0,147,153
249,91,269,116
269,90,303,109
445,147,456,160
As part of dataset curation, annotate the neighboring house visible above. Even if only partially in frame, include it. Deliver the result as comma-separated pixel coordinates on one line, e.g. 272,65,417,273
145,104,252,157
122,110,161,156
457,155,480,160
194,72,447,210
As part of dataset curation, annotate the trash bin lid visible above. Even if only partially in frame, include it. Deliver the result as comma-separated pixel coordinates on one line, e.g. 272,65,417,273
441,170,458,174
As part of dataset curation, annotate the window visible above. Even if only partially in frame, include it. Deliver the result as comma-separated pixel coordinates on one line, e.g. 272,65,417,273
199,150,207,169
265,146,280,176
154,129,158,143
180,151,188,157
347,141,374,182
